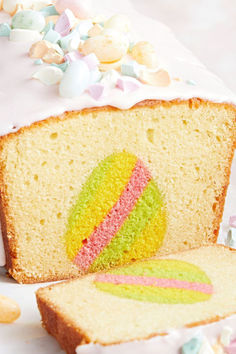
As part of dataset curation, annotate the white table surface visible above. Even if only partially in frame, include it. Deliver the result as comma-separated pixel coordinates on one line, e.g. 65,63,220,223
0,1,235,353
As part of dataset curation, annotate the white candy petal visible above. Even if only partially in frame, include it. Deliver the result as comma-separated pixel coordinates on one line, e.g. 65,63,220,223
220,327,233,346
59,60,90,98
100,69,120,88
32,66,63,85
10,28,42,42
198,337,214,354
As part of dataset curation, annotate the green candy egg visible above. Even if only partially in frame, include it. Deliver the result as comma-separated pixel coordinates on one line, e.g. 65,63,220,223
12,10,46,32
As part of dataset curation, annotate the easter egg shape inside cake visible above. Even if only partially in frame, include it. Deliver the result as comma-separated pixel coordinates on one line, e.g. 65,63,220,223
94,259,213,304
65,152,166,273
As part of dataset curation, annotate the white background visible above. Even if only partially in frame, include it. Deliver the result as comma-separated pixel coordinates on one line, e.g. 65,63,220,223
0,1,235,353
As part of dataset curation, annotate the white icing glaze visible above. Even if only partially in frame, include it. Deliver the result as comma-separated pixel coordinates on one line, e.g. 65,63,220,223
0,1,235,137
76,315,236,354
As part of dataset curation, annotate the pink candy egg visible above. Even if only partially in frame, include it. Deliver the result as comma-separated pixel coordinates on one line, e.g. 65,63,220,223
55,0,91,19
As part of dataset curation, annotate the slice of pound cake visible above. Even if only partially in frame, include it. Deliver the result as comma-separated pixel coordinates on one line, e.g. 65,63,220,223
0,0,235,283
36,246,236,354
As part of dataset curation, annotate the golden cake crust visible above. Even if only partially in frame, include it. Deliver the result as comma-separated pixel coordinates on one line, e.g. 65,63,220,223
0,98,235,283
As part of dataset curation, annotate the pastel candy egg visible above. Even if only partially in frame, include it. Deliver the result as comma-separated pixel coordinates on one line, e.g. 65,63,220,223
55,0,91,19
42,48,64,64
10,28,42,42
29,39,52,58
65,152,166,272
104,14,131,33
59,60,90,98
131,41,158,69
12,10,46,32
32,66,63,85
80,30,129,63
140,69,171,87
94,258,213,304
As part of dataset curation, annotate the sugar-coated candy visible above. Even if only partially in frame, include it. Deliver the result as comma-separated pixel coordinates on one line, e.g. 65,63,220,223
64,51,82,63
12,10,46,32
43,28,61,43
181,337,202,354
59,30,80,51
0,0,3,10
0,294,21,323
0,228,5,266
59,60,90,98
42,48,64,64
220,327,233,346
40,4,58,17
55,0,91,19
82,53,99,70
76,19,93,37
34,59,43,65
33,66,63,85
51,61,69,72
99,58,124,72
226,228,236,249
88,83,106,100
104,14,131,33
100,69,120,88
89,68,102,84
80,29,129,63
45,15,59,25
29,39,51,58
0,23,11,36
88,24,102,37
225,339,236,354
121,61,143,78
131,41,158,69
116,77,140,93
10,28,42,42
3,0,19,15
43,21,54,34
55,9,75,37
140,69,170,86
198,337,214,354
229,215,236,228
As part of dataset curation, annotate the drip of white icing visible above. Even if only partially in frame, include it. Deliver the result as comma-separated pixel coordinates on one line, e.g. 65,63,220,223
76,315,236,354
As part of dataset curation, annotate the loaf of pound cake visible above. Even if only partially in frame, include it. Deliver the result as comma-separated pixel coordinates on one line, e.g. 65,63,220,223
0,0,235,283
36,246,236,354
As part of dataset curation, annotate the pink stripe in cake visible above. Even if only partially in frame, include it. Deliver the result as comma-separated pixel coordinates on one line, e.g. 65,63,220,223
95,274,213,294
74,160,151,270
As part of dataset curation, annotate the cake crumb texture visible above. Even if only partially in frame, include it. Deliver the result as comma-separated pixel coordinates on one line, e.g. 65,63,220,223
36,246,236,353
0,99,235,283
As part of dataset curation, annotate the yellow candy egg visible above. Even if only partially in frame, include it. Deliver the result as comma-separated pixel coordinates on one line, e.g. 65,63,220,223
80,30,129,63
104,14,131,33
131,41,158,69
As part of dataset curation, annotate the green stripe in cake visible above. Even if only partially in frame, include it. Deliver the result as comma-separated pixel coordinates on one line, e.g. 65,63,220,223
94,259,213,304
64,152,166,273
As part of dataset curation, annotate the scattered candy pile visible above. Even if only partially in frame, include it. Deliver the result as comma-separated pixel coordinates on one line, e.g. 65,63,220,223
0,0,171,99
181,327,236,354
